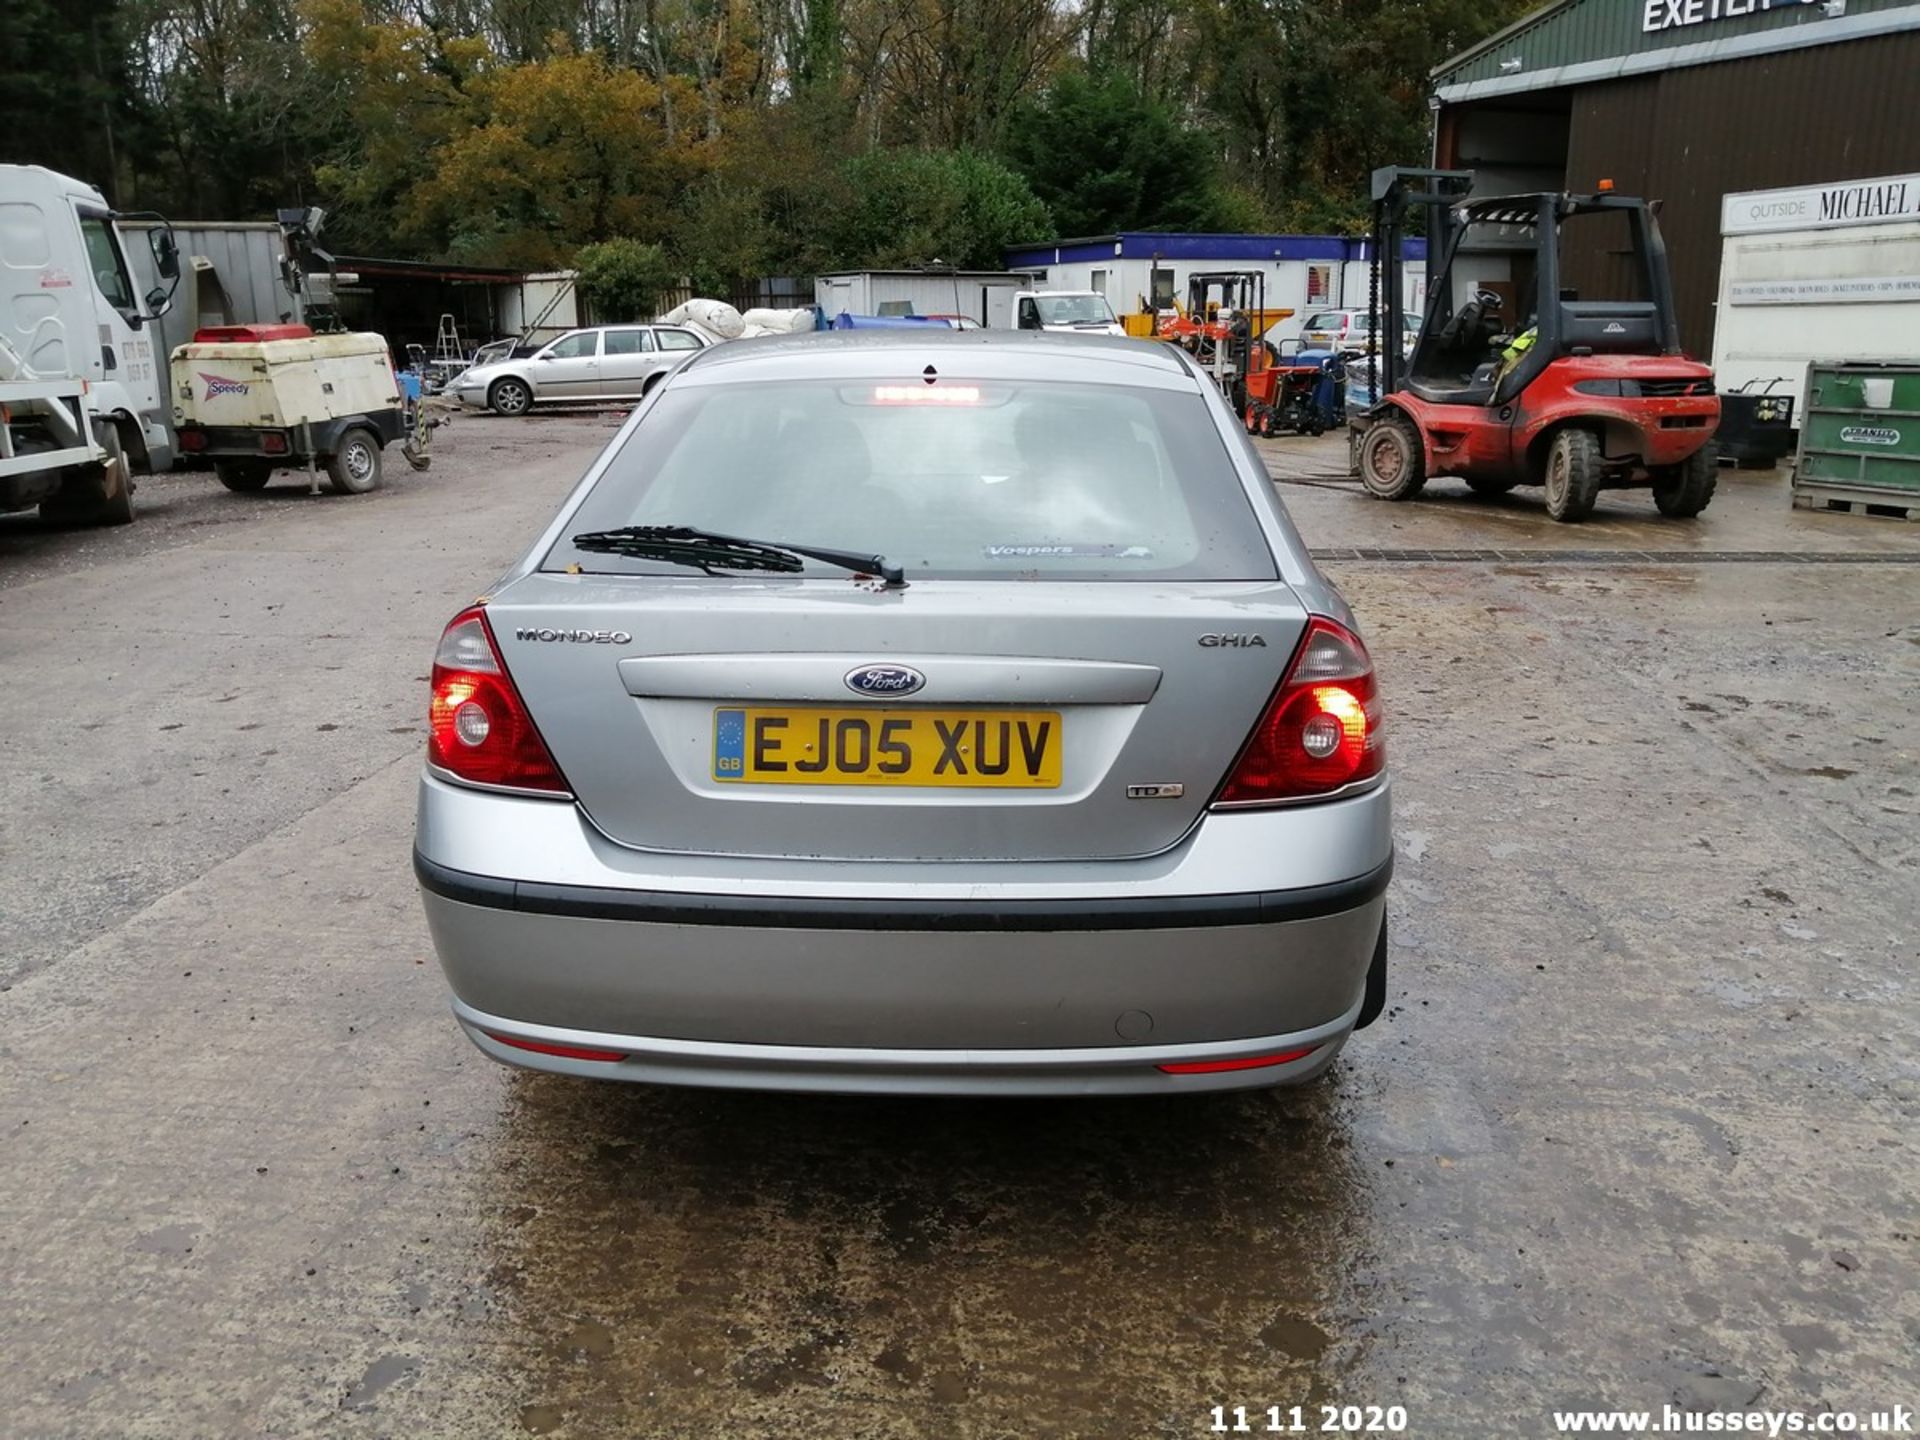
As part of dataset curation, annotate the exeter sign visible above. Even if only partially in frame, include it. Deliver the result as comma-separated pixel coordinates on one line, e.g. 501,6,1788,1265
1722,175,1920,235
1642,0,1815,33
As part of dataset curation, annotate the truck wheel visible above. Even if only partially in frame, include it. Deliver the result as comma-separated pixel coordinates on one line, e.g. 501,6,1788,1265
488,377,532,416
1542,428,1602,523
1652,443,1718,518
1465,475,1518,497
215,459,273,493
40,419,134,527
1357,413,1426,500
326,428,383,495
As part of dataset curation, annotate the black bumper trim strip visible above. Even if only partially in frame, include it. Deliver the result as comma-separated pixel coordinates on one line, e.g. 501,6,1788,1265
413,850,1392,932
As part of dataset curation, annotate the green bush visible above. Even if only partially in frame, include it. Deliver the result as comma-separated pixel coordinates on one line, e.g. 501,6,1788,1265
573,239,678,322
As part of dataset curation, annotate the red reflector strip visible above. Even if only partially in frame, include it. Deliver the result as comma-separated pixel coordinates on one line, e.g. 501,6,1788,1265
1158,1046,1317,1075
489,1033,627,1063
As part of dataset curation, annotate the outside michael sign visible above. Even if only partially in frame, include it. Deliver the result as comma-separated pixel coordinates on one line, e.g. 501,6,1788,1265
1723,174,1920,235
1643,0,1818,32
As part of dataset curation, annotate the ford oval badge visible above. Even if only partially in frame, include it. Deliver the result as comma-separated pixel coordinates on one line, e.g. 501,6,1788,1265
845,664,925,697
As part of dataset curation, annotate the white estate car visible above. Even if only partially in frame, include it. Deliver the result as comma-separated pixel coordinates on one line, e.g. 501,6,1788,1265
452,324,709,415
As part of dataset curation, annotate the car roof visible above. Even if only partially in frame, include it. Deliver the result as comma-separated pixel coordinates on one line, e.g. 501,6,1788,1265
672,330,1198,389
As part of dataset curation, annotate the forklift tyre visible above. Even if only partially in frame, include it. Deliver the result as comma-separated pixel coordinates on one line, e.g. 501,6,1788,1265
1651,443,1718,518
326,428,383,496
1357,413,1426,501
1542,428,1602,523
215,459,274,493
40,419,134,527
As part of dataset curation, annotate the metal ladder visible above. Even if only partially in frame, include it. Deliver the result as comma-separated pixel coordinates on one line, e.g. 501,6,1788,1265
432,314,464,365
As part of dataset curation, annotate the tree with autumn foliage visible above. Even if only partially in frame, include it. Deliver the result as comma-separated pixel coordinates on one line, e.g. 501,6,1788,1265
0,0,1538,278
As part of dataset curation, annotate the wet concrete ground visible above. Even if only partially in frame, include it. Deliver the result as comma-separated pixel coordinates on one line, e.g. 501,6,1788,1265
2,414,1916,1437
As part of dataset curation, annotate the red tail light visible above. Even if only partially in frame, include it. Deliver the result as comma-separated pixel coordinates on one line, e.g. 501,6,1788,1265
1214,617,1384,805
427,607,571,794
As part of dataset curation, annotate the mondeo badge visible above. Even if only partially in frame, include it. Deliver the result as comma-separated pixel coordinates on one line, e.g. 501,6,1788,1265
515,627,632,644
845,664,925,697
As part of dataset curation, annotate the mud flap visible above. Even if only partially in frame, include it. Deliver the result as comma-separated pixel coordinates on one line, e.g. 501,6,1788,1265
1356,919,1387,1030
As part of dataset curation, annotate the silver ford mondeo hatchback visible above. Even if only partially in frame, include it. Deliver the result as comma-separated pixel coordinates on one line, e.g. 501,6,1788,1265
414,331,1392,1095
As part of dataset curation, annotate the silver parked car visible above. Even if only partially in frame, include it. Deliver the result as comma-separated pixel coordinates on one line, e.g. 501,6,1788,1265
451,324,708,415
415,331,1392,1095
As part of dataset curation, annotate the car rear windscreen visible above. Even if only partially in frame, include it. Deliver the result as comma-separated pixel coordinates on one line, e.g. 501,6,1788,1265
547,378,1278,582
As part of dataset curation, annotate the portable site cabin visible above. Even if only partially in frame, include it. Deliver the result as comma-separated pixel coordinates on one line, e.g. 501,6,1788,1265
814,270,1043,330
498,271,581,346
1000,233,1429,340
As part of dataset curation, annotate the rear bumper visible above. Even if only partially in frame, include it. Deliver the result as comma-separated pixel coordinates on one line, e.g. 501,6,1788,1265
450,993,1363,1096
177,411,407,457
413,774,1392,1094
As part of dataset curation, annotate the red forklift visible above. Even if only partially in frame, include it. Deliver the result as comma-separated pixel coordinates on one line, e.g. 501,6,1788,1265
1352,167,1720,522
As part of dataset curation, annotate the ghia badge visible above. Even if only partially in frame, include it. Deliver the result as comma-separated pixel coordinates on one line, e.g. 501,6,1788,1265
845,664,925,697
515,627,632,644
1198,633,1266,648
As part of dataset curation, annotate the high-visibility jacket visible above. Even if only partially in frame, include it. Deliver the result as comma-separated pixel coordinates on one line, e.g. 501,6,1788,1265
1501,326,1537,367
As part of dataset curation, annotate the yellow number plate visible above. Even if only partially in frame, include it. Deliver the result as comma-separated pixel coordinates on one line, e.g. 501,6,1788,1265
713,707,1061,788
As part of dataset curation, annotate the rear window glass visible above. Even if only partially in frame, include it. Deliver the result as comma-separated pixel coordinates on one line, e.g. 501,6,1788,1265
548,378,1276,582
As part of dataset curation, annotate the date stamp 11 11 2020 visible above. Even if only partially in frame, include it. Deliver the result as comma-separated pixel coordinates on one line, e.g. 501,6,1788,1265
1210,1404,1411,1434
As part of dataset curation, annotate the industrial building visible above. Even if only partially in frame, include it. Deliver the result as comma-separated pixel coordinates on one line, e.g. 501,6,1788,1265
324,256,581,359
1000,233,1428,337
1430,0,1920,368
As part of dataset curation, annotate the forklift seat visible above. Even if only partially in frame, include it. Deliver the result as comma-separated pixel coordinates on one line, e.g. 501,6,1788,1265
1405,375,1496,407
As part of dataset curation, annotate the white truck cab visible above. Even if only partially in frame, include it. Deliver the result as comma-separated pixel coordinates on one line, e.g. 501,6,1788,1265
1012,290,1125,336
1,164,180,523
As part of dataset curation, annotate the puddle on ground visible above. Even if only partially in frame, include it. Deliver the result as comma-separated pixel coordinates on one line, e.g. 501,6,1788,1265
342,1353,420,1410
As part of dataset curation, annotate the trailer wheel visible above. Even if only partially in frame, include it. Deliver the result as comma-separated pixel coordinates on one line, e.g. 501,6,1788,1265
1542,428,1602,523
488,377,532,416
326,428,383,495
1357,413,1426,500
1651,443,1718,518
215,459,274,492
40,419,134,527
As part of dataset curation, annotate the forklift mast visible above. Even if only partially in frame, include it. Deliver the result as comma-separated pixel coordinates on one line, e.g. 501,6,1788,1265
1366,167,1474,399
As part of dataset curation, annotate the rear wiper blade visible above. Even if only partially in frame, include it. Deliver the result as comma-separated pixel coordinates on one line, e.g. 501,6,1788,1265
569,525,906,588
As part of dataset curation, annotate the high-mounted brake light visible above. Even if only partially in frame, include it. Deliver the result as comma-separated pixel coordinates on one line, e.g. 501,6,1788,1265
427,607,571,794
871,384,981,405
1214,617,1384,805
